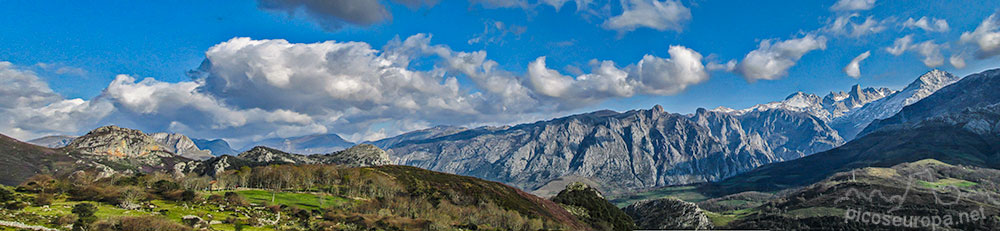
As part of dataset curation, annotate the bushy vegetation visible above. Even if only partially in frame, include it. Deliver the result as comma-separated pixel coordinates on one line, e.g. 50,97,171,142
551,183,634,231
1,164,586,230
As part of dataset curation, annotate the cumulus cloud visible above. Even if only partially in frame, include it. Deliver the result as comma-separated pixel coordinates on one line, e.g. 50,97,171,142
825,14,890,37
950,55,967,69
913,40,945,67
4,34,713,144
736,34,828,81
960,12,1000,59
844,51,870,78
706,60,737,72
830,0,875,11
527,45,708,106
256,0,437,31
884,35,946,68
603,0,691,33
902,16,949,32
0,62,112,140
885,34,913,56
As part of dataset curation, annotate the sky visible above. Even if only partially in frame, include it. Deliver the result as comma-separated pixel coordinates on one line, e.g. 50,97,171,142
1,0,999,146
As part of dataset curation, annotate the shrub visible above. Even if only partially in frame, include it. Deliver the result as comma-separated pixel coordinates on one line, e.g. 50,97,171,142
5,201,28,210
180,190,196,201
52,213,78,226
34,193,53,206
225,192,248,207
207,194,225,204
98,216,192,231
152,180,180,194
72,203,97,231
0,187,13,202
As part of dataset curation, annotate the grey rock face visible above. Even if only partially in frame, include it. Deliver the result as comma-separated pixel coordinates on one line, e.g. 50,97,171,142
387,106,843,193
27,135,77,148
63,126,196,174
327,144,391,167
67,125,174,159
623,198,713,230
151,133,214,160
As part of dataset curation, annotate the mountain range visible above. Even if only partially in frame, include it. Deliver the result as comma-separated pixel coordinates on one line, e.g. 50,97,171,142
6,69,968,197
706,68,1000,196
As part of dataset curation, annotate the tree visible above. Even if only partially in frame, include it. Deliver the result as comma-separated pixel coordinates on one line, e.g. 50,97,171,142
72,203,97,231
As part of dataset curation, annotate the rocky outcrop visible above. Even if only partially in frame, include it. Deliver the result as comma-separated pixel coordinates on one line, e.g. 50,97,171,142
151,133,214,160
326,144,391,167
26,135,76,148
623,198,712,230
67,126,174,159
61,126,197,176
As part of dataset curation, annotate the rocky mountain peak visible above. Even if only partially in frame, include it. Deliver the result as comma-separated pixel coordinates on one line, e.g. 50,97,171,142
237,146,308,164
65,126,214,160
325,144,391,167
914,69,957,86
150,132,214,160
67,125,170,158
652,104,665,113
563,182,604,199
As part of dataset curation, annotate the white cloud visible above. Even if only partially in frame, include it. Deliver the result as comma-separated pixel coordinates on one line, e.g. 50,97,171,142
885,34,913,56
913,40,945,67
825,14,890,37
844,51,871,78
736,34,828,81
960,12,1000,59
902,16,949,32
885,35,947,68
3,35,713,144
603,0,691,33
707,60,737,72
950,55,967,69
631,46,709,95
830,0,875,11
849,16,889,37
527,45,708,105
0,62,112,140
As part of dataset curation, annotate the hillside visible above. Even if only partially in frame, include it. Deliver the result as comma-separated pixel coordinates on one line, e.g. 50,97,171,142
0,134,77,185
2,163,591,230
721,160,1000,230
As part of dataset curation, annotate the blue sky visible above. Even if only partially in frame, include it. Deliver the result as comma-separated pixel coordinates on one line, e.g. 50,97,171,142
1,0,999,144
